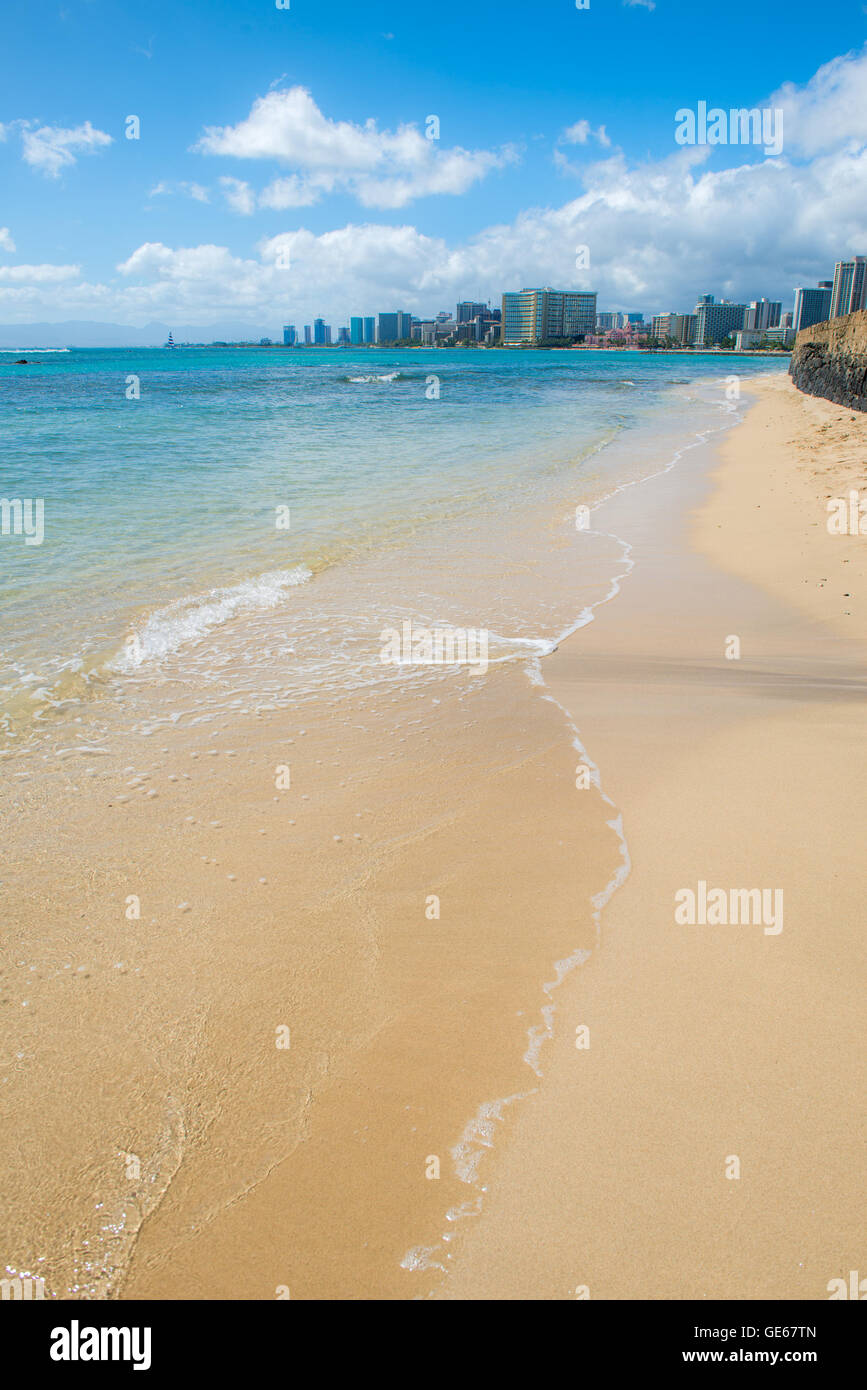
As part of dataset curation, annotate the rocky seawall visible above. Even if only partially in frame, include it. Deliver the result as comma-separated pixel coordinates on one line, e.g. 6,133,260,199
789,310,867,411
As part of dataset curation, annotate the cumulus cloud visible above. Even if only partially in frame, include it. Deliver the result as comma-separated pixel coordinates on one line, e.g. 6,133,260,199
4,48,867,326
0,263,80,282
194,86,517,208
18,120,112,177
219,176,256,215
0,227,16,252
772,44,867,156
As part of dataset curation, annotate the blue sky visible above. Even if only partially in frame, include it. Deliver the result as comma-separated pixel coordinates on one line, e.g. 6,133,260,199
1,0,866,336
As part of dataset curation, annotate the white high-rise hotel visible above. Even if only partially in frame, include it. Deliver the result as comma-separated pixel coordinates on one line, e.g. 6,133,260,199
830,257,867,318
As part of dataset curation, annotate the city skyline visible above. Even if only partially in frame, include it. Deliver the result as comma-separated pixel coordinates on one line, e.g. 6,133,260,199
1,2,867,338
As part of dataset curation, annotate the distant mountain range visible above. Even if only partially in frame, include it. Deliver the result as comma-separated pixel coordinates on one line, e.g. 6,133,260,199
0,321,278,348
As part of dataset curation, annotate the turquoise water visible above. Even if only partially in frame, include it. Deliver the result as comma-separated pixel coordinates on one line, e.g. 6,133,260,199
0,346,789,735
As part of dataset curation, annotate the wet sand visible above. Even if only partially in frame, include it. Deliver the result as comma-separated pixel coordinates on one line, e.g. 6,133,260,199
433,375,867,1299
2,375,863,1301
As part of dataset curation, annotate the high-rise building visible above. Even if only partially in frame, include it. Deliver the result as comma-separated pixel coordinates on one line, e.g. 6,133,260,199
282,324,296,346
745,299,782,332
396,311,412,341
377,313,400,343
792,283,832,333
596,312,617,331
830,258,867,318
313,318,329,345
304,325,312,345
337,326,350,344
363,316,375,344
350,316,364,345
456,301,487,324
501,287,598,345
693,300,747,345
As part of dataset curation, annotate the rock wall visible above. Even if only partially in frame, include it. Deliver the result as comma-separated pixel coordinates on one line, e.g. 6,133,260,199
788,310,867,411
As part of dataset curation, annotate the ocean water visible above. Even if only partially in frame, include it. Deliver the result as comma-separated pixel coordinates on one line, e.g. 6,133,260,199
0,346,790,742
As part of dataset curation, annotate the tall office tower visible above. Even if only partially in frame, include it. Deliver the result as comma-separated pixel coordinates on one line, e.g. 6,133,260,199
596,312,617,330
830,258,867,318
396,311,412,340
324,324,332,345
363,316,375,344
456,301,487,324
695,294,714,310
350,317,364,345
693,300,747,345
745,299,782,331
337,326,350,344
313,318,327,345
501,288,598,344
377,312,399,342
304,325,312,345
282,324,296,346
792,283,832,332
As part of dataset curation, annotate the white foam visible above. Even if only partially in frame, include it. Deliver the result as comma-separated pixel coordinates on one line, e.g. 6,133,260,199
111,566,312,671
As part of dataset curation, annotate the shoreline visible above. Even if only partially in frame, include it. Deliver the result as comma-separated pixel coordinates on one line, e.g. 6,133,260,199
430,375,866,1299
3,373,861,1301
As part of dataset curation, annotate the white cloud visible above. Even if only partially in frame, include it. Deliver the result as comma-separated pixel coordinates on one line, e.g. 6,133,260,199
219,176,256,215
0,227,16,253
623,0,656,10
150,180,211,203
194,86,517,208
0,263,80,282
4,48,867,326
772,44,867,156
19,120,112,177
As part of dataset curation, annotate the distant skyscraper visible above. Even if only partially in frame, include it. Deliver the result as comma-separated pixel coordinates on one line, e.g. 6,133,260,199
304,325,312,345
693,301,747,345
830,258,867,318
363,316,375,344
501,287,597,344
377,312,399,343
793,283,832,332
596,312,617,330
396,311,412,340
350,316,364,345
456,301,486,324
337,326,350,344
282,324,296,346
313,317,328,345
745,299,781,331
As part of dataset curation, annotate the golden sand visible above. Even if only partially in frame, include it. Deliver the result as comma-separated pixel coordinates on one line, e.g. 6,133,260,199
2,376,863,1300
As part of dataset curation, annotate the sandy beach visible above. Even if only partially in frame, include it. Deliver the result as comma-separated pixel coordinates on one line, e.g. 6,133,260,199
2,373,863,1302
434,374,867,1300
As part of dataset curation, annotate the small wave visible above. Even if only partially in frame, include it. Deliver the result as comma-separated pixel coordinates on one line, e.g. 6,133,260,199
344,370,401,384
110,567,312,671
0,347,71,353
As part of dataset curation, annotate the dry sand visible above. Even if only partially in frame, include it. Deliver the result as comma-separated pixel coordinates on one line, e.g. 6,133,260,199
432,375,866,1300
3,375,863,1301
